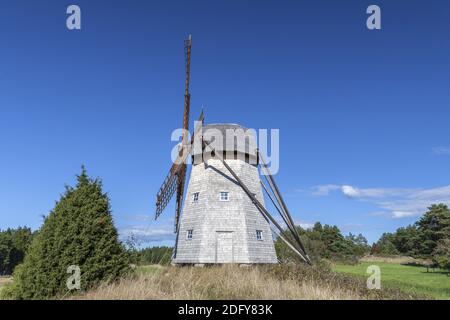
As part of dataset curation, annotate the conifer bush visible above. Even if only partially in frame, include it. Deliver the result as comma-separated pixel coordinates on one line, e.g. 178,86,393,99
2,168,130,299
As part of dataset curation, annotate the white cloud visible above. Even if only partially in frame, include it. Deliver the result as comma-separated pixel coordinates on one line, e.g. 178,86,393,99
414,186,450,200
119,225,175,244
311,184,450,219
292,219,314,230
299,222,314,230
341,185,413,199
127,214,153,222
341,185,360,198
432,146,450,155
340,223,364,233
311,184,341,196
391,211,415,218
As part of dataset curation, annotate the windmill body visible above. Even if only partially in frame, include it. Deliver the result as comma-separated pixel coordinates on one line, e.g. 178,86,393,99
155,35,311,266
173,124,277,264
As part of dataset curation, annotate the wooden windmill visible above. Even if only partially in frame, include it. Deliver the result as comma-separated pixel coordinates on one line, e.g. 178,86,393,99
155,35,311,265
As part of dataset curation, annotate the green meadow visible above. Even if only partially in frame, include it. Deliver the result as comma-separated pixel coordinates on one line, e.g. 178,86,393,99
135,264,167,276
333,262,450,299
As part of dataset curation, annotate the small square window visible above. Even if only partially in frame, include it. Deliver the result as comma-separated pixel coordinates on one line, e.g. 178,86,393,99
256,230,263,241
192,192,199,203
219,191,229,201
187,229,193,240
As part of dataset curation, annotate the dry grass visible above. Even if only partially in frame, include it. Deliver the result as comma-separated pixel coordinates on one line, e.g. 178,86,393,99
0,277,12,286
71,264,421,300
0,277,13,294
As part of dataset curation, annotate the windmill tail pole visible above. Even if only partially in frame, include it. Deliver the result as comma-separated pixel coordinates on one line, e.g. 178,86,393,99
270,226,309,264
258,150,312,263
259,179,309,262
203,142,311,265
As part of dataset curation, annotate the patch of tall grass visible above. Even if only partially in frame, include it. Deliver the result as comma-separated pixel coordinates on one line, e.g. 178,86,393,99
71,263,423,300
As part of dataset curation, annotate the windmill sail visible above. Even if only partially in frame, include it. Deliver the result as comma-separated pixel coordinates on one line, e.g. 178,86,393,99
155,35,196,233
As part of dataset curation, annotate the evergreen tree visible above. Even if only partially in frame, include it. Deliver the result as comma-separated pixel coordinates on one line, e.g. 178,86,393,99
432,239,450,270
312,222,323,234
0,227,34,275
2,168,130,299
392,225,420,256
376,233,399,255
0,232,13,275
416,204,450,256
372,204,449,258
346,233,370,257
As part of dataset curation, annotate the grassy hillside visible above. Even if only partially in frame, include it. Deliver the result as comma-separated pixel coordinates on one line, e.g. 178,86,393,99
71,264,422,300
333,262,450,299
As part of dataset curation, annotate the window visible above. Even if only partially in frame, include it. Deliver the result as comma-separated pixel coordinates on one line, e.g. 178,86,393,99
219,191,229,201
256,230,263,241
192,192,199,203
186,229,193,240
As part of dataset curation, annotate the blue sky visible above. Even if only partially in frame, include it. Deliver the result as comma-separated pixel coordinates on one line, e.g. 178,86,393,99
0,0,449,245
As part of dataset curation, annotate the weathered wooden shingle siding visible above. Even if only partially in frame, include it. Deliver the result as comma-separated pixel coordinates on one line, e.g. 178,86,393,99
173,158,277,264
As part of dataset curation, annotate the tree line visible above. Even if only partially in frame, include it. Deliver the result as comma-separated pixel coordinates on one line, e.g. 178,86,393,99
275,223,370,263
134,246,173,266
0,227,34,275
275,204,450,269
372,204,450,269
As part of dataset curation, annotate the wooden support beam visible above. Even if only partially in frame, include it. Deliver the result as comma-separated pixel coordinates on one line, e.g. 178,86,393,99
204,142,311,264
258,151,311,263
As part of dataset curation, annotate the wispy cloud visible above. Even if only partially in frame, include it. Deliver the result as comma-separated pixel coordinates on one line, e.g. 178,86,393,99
298,222,314,230
311,184,341,196
273,217,314,230
432,146,450,155
341,185,417,199
340,223,364,233
311,184,450,219
119,225,175,244
127,214,153,222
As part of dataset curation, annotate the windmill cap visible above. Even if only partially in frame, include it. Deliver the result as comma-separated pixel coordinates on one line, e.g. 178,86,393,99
192,123,258,159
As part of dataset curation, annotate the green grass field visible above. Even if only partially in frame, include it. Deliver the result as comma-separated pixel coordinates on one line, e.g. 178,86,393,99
333,262,450,299
136,264,167,276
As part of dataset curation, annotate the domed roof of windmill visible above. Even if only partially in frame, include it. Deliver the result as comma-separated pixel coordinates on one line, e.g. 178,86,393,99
193,123,258,161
